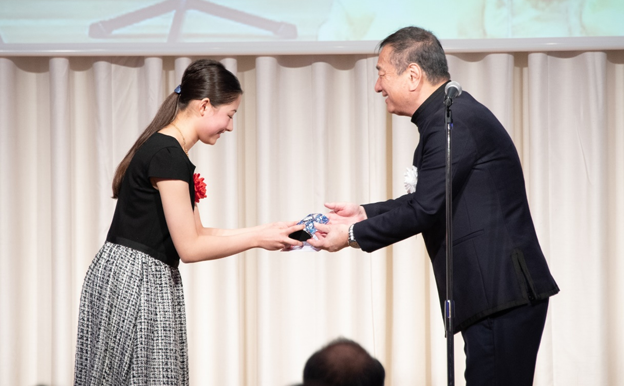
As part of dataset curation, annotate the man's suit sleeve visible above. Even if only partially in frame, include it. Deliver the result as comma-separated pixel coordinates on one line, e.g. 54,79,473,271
354,118,478,253
362,194,413,218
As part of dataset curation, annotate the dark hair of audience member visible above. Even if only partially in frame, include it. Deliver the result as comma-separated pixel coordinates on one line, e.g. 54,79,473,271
301,338,385,386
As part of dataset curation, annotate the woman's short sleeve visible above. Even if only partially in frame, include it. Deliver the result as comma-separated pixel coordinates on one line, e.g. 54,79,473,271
147,146,192,181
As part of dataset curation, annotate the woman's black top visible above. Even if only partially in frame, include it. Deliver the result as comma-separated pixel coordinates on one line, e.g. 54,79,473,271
107,133,195,267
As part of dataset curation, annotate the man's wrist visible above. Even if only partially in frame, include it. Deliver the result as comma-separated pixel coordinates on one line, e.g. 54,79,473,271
348,224,360,249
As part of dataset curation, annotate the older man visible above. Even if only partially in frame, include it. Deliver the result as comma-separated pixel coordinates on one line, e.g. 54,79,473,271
308,26,559,386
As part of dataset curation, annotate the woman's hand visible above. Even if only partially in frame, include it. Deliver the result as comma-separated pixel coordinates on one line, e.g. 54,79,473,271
257,221,305,251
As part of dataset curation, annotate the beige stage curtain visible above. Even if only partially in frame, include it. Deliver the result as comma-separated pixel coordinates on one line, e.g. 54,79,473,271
0,50,623,386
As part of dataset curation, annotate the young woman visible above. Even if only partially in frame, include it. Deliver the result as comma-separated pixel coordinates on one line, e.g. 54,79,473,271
74,59,303,386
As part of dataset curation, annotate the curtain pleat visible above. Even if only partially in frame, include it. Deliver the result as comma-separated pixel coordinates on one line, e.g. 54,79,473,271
1,50,623,386
605,50,624,386
0,57,18,386
48,57,74,385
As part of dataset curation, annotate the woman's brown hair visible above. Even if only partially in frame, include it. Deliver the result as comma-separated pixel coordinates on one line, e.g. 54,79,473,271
111,59,243,198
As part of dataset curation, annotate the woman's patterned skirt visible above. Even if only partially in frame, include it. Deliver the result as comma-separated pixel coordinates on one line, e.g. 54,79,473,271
74,242,188,386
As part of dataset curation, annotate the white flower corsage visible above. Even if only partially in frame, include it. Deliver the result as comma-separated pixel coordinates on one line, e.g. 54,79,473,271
404,165,418,194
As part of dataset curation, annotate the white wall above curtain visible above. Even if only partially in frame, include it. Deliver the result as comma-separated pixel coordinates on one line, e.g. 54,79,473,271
0,49,623,386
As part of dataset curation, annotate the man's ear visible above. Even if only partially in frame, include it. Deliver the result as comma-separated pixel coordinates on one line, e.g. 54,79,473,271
406,63,423,91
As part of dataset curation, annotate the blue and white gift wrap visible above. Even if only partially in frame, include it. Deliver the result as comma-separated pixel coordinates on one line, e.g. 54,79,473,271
291,213,329,251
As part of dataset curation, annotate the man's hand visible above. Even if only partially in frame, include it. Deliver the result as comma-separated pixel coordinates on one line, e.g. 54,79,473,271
324,202,367,225
306,223,349,252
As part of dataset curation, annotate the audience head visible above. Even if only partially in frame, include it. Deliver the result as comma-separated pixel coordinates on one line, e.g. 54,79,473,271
301,337,385,386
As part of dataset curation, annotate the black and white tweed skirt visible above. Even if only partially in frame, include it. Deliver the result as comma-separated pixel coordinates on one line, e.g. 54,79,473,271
74,242,189,386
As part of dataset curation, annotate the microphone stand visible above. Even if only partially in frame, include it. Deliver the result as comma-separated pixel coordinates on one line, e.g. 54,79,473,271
444,98,455,386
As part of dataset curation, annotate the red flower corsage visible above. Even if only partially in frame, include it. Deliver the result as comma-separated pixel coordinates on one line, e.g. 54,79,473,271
193,173,207,203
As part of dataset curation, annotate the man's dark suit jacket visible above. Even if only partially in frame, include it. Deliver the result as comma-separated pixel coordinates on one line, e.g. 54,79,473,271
353,83,559,332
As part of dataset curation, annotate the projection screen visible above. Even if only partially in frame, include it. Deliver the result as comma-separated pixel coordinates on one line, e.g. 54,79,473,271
0,0,623,55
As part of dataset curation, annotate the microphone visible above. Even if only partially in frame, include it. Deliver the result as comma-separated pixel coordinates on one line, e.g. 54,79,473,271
444,81,462,107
